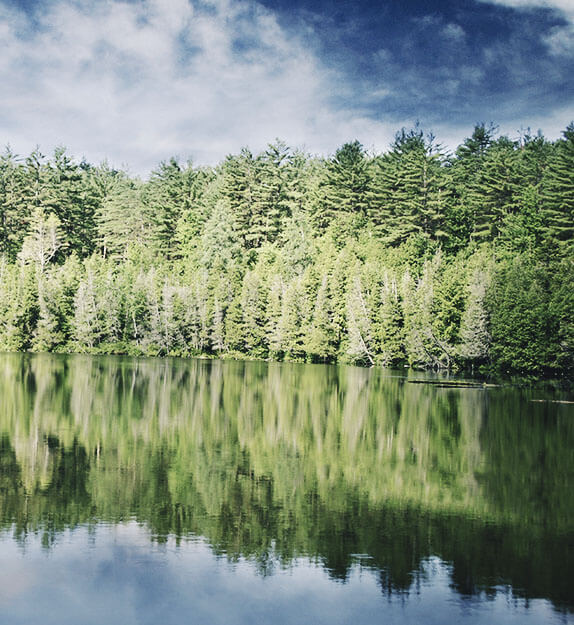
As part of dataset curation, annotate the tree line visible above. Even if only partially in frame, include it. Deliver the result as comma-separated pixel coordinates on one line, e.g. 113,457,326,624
0,123,573,375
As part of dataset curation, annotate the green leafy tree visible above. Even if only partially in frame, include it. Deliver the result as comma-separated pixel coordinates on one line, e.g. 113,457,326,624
18,207,62,272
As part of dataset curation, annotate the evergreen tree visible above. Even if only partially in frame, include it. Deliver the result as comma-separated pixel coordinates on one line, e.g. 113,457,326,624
549,257,574,373
401,254,454,368
221,148,258,248
488,256,557,373
272,275,308,361
240,269,269,357
0,148,29,259
73,269,101,351
43,147,98,257
445,123,496,250
250,141,292,245
541,123,574,250
316,141,370,232
143,158,190,257
0,127,570,376
0,260,38,351
306,274,337,363
467,136,520,242
458,268,491,364
96,176,149,259
198,199,241,271
369,128,446,245
372,271,404,366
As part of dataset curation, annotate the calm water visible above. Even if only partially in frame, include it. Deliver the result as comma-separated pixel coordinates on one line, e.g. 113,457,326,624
0,353,572,625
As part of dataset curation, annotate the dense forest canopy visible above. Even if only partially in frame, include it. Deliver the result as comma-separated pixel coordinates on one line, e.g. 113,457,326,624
0,123,573,375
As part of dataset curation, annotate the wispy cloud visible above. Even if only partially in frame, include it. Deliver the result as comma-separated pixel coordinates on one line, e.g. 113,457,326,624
0,0,397,173
476,0,574,56
475,0,573,15
1,0,571,172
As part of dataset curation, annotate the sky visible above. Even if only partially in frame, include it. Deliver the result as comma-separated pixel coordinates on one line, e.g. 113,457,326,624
0,0,573,174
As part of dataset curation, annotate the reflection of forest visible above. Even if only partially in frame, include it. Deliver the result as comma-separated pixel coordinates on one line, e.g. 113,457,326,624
0,354,572,610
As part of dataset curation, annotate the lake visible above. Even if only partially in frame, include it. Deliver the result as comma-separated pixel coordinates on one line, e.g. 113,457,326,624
0,353,572,624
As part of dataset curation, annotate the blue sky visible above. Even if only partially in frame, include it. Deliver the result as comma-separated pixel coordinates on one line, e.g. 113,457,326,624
0,0,572,173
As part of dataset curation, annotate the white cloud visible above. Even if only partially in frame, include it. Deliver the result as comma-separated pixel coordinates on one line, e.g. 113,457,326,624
544,23,574,55
442,23,466,43
475,0,574,55
475,0,573,16
0,0,397,174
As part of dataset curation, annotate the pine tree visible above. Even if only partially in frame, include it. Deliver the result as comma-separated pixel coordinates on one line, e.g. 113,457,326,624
240,269,269,357
445,123,496,251
0,148,29,259
316,141,370,232
174,166,215,258
221,148,258,248
372,272,404,366
466,137,520,242
198,199,241,271
458,268,491,363
306,274,337,363
541,123,574,250
250,141,292,245
73,268,101,351
273,275,308,361
488,256,557,373
43,147,98,257
266,274,284,358
401,254,453,368
143,158,191,257
96,176,150,259
368,128,446,245
549,257,574,373
0,260,38,351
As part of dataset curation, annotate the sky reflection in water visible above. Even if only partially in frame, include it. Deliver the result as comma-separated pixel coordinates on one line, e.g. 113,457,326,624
0,354,572,624
0,524,565,625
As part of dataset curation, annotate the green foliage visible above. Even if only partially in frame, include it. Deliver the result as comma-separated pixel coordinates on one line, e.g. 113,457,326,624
0,125,573,375
488,255,559,374
316,141,370,233
541,123,574,250
369,128,447,245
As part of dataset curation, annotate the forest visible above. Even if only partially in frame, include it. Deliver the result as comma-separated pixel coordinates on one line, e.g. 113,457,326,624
0,122,573,375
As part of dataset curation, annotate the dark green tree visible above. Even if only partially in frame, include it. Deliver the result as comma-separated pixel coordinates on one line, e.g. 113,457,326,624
541,123,574,250
316,141,370,232
369,128,447,245
43,148,98,257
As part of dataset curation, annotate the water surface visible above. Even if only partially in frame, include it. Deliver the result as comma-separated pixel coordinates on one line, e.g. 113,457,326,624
0,354,572,624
